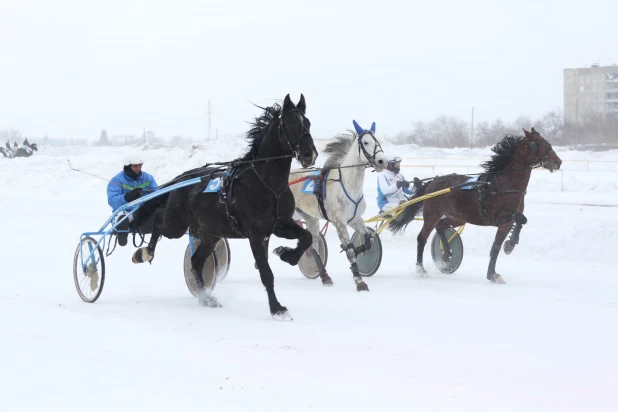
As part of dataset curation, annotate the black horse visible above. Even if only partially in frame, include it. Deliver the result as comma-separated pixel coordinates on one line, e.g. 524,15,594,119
132,94,317,320
14,143,38,158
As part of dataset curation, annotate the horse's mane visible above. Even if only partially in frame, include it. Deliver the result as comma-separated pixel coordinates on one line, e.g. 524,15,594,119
480,134,523,173
236,102,282,162
322,131,356,169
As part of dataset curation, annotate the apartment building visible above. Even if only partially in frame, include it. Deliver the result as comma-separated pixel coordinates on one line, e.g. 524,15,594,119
564,64,618,124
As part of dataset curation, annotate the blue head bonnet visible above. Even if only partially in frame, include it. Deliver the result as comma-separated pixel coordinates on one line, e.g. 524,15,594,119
353,120,376,138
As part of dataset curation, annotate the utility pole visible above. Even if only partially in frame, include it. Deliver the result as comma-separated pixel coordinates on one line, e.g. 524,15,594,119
575,98,579,146
207,100,212,142
470,107,474,149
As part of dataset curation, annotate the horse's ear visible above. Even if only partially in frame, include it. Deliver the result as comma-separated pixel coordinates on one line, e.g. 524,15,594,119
283,94,295,111
522,128,531,137
297,94,306,114
531,127,538,135
352,120,364,135
370,122,376,133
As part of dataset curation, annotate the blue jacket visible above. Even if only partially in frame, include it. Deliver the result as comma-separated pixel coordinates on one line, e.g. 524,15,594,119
107,170,159,212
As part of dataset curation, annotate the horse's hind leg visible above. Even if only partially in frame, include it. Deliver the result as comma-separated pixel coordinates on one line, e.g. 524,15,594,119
133,203,188,264
435,217,466,262
249,233,291,320
297,214,332,286
191,233,222,308
416,214,442,277
435,219,453,261
132,208,164,264
333,219,369,292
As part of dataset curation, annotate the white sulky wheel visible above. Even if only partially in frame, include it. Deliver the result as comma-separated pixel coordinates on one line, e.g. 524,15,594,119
430,228,464,274
183,237,231,297
298,233,329,279
350,227,383,277
73,236,106,303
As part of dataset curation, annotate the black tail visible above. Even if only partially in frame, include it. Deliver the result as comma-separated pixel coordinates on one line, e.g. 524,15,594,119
388,182,428,235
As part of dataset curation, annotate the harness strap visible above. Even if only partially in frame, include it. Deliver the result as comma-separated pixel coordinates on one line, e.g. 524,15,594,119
338,176,363,224
314,172,330,222
220,163,291,237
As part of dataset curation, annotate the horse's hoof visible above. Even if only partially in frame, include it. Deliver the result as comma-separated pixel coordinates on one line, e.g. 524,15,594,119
272,309,293,321
503,241,514,255
132,248,153,264
272,246,292,257
273,247,301,266
490,274,506,284
321,274,333,286
356,281,369,292
416,265,428,277
198,289,222,308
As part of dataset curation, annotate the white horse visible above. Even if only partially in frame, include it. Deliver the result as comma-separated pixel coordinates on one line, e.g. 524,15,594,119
289,121,388,291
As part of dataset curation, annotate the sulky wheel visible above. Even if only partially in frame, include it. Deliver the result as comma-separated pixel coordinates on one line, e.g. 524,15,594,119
298,233,329,279
183,237,231,297
430,228,464,274
73,236,106,303
350,227,382,277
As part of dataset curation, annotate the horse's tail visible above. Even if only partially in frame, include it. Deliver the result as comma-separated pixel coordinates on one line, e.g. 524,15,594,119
388,181,429,235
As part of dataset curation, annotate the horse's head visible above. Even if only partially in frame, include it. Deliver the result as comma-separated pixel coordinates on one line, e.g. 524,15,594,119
281,94,317,168
522,128,561,173
352,120,387,172
30,143,38,151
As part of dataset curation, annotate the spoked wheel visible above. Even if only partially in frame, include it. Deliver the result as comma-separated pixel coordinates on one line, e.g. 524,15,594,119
183,237,231,297
431,228,464,274
298,233,329,279
73,236,105,303
350,227,382,277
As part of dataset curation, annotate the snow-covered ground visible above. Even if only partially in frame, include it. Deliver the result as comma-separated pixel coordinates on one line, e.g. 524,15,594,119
1,140,618,411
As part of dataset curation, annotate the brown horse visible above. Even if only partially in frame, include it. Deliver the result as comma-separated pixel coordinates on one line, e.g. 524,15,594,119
389,128,562,283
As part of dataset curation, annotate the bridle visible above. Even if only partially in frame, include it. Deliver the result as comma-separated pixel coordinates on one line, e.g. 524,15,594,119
278,109,316,162
527,137,555,169
357,131,384,169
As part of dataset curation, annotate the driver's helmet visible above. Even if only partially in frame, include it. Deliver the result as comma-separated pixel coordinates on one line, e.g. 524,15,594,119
388,156,402,167
122,153,145,167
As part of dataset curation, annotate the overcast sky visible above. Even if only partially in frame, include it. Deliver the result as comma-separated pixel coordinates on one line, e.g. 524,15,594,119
1,0,616,141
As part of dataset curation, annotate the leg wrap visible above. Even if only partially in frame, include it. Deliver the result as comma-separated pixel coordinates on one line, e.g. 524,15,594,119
341,233,373,257
508,213,527,246
350,261,360,276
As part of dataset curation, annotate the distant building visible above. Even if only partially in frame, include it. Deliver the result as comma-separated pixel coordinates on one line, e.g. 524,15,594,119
564,64,618,124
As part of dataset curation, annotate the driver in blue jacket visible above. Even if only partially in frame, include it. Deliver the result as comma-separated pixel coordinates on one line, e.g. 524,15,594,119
107,153,159,246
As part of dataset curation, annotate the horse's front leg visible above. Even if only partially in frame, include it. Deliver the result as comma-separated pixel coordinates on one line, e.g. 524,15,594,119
347,217,374,256
334,219,369,292
503,212,527,255
249,234,291,321
487,222,513,284
272,218,312,266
